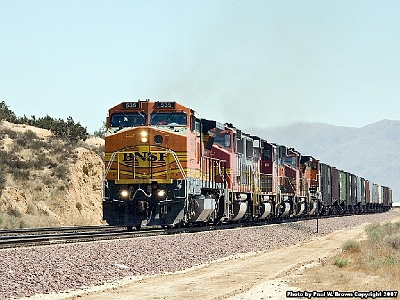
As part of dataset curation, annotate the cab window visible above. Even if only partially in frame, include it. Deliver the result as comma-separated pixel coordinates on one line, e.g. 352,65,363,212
214,132,231,149
263,149,271,160
110,113,146,127
150,112,187,126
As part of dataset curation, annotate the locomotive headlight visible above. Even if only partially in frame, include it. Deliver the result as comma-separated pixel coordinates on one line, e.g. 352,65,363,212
120,189,129,198
140,131,148,143
157,189,166,198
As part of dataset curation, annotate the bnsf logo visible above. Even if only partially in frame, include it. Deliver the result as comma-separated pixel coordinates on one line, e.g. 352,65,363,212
123,152,167,162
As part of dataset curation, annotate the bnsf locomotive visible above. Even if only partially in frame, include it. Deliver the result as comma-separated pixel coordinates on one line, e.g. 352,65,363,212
103,100,392,230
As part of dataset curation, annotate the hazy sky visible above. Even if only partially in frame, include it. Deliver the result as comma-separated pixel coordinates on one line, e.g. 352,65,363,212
1,0,399,133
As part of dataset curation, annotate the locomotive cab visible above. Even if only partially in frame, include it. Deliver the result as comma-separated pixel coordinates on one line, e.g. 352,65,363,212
103,100,201,229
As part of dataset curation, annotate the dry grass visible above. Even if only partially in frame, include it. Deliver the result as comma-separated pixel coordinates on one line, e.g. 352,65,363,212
289,221,400,291
0,124,105,228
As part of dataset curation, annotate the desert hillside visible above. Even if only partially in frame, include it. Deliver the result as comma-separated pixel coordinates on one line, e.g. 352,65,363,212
0,120,105,228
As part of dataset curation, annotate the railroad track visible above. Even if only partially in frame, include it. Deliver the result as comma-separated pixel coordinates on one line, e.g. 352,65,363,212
0,213,365,249
0,221,267,248
0,225,117,235
0,223,250,248
0,226,166,248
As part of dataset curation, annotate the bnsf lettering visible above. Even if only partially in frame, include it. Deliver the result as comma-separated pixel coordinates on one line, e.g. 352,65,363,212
123,152,167,162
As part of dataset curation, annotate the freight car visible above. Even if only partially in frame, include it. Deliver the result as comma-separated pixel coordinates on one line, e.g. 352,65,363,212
102,100,392,230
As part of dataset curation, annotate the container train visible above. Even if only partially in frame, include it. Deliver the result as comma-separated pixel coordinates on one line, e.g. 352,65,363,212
103,100,392,230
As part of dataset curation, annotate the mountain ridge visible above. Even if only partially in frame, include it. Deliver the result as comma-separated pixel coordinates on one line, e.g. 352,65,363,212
245,119,399,205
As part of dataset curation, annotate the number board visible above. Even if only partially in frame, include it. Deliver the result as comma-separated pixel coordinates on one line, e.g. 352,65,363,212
156,102,175,109
123,102,140,109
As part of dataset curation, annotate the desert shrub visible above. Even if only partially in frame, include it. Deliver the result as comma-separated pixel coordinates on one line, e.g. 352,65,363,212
0,171,6,190
82,143,104,161
14,130,46,151
48,161,58,169
368,256,396,269
362,221,400,271
53,165,69,179
342,239,360,251
16,130,38,147
93,122,106,138
30,153,49,170
366,222,400,244
0,149,8,163
8,157,30,170
49,139,78,163
10,142,22,153
0,128,18,139
13,110,88,142
16,137,27,147
10,168,30,181
50,138,66,152
366,223,384,242
18,220,27,228
76,202,83,211
334,257,348,268
38,208,49,216
26,204,36,215
33,185,42,192
384,233,400,250
29,115,88,142
42,176,56,186
382,222,400,236
29,139,47,151
7,207,21,217
0,101,17,122
58,184,67,191
24,129,38,140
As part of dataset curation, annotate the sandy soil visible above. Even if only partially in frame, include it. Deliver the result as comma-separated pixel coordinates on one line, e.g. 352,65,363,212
40,221,381,300
1,120,53,139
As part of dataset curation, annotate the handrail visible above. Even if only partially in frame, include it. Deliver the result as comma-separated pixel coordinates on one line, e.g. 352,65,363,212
105,151,118,178
166,149,186,179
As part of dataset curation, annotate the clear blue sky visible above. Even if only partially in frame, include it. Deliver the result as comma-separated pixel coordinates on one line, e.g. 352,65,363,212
1,0,399,134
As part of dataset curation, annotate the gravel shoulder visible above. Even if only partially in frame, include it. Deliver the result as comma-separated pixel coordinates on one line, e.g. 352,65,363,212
8,210,399,300
62,224,370,300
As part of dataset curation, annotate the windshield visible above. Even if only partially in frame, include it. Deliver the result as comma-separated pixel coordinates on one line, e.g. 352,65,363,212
214,132,231,149
150,112,187,126
110,113,146,127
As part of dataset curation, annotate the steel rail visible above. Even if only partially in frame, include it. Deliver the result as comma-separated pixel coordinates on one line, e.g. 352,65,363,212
0,212,384,249
0,227,165,248
0,225,120,235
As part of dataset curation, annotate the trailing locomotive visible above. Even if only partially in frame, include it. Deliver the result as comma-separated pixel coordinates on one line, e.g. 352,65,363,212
103,100,393,230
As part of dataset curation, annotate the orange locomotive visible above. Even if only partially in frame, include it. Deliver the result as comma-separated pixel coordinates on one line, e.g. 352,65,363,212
103,100,249,229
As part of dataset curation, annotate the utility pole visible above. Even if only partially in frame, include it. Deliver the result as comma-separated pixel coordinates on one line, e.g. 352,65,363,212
309,186,318,233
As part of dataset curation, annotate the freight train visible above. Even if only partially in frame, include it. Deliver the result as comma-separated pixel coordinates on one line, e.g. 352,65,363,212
103,100,392,230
